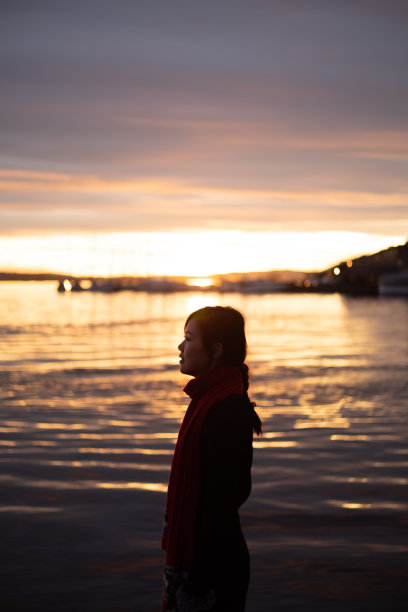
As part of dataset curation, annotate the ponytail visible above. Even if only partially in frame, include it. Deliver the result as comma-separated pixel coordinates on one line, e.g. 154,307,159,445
240,363,262,436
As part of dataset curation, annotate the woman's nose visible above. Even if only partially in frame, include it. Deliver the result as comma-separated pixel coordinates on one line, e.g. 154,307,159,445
178,340,184,352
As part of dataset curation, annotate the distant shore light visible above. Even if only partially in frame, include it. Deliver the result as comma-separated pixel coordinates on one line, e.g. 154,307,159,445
63,279,72,291
333,267,341,276
79,279,93,290
187,277,214,288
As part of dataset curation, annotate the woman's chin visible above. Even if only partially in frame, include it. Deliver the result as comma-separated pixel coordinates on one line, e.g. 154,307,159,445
180,363,194,376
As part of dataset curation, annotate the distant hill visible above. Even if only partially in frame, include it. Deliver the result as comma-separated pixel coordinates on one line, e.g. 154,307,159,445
0,272,71,281
319,240,408,294
323,240,408,274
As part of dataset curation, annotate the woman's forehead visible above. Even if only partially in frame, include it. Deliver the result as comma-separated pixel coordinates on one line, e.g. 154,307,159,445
184,318,200,335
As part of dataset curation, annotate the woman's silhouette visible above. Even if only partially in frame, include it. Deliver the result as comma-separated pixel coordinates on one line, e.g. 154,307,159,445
162,306,262,611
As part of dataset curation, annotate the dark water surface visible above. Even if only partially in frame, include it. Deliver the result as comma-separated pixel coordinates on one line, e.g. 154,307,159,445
1,283,407,611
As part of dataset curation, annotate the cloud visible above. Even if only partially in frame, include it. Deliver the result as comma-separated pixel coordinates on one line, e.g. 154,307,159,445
0,1,407,240
0,168,407,238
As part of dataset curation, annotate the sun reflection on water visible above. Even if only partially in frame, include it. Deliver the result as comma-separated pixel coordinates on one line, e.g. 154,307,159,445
331,434,369,441
262,432,286,438
295,417,350,429
97,482,167,492
184,292,219,313
36,423,86,429
54,432,178,440
253,441,297,448
1,287,407,526
78,447,173,455
46,459,169,470
327,500,408,511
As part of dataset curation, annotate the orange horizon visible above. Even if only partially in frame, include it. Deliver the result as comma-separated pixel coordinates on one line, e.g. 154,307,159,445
0,232,406,280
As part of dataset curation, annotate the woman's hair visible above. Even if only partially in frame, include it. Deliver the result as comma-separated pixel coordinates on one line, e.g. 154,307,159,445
186,306,262,435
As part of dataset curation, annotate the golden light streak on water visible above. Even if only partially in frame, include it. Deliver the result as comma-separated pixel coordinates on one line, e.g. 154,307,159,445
184,293,219,313
331,435,369,441
253,441,297,448
56,432,178,440
0,441,57,448
327,500,408,511
106,420,139,427
295,418,350,429
149,433,179,439
97,482,167,492
78,447,173,455
3,421,27,427
36,423,87,429
331,434,400,441
342,503,372,509
0,474,168,492
262,432,286,438
46,460,169,470
57,433,129,439
322,475,408,485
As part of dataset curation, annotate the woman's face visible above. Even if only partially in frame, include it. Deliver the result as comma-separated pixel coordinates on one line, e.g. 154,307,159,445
178,318,212,377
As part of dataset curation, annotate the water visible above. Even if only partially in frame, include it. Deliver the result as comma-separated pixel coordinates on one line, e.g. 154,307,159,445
1,282,407,611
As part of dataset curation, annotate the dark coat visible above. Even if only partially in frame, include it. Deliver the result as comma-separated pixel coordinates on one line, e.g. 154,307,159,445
191,393,254,609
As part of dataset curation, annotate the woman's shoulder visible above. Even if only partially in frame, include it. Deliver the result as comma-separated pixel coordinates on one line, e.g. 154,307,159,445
213,393,251,410
205,393,253,428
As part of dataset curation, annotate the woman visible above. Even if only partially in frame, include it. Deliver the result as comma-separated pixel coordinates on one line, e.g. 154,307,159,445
162,306,262,611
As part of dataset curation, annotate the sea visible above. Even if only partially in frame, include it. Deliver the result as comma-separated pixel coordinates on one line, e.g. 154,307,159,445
1,281,407,611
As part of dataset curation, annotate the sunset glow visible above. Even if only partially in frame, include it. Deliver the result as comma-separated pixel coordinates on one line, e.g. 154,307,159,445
187,278,214,288
0,231,405,277
0,2,407,276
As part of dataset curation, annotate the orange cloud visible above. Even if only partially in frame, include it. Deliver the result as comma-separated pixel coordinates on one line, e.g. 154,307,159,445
1,167,407,205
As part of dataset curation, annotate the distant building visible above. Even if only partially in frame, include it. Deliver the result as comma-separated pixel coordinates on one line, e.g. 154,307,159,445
378,271,408,296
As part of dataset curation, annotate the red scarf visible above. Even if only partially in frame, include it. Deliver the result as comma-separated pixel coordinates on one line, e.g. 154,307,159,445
162,364,244,568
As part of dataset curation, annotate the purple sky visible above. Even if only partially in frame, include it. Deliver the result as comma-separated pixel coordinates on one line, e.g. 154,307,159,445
0,0,407,272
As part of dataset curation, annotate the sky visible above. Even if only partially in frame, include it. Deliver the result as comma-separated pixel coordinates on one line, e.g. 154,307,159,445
1,0,407,276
